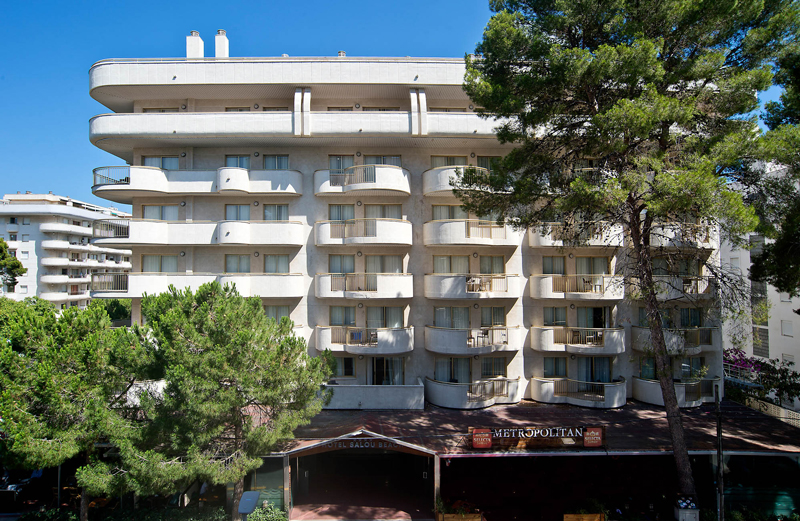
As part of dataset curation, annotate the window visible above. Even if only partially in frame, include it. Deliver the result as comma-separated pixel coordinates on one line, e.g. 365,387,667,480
432,205,468,220
429,107,466,112
576,356,612,383
329,155,355,174
481,307,505,327
435,357,471,383
22,217,30,225
730,257,740,273
264,255,290,273
264,305,290,322
543,256,565,275
373,357,404,385
327,106,353,111
782,320,794,337
362,107,400,112
226,107,251,112
225,155,251,169
143,108,178,113
576,257,609,275
329,255,355,274
143,205,179,221
681,357,705,379
333,357,355,377
21,235,29,242
544,307,567,327
143,156,180,169
577,307,609,328
544,357,567,377
365,255,402,273
479,256,504,274
263,155,289,170
783,354,795,365
8,250,16,258
364,204,402,219
640,357,656,380
20,251,29,260
753,327,770,357
225,204,251,221
330,306,356,326
477,156,501,171
18,285,28,295
639,306,673,328
433,255,469,274
225,255,250,273
8,234,16,241
680,308,704,328
5,285,14,293
434,307,470,329
431,156,468,168
142,255,178,273
262,107,289,111
8,217,18,225
364,155,402,166
482,357,507,378
367,307,404,329
263,204,289,221
328,204,355,222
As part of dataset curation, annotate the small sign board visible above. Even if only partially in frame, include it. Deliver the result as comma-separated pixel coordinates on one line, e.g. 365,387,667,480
469,426,605,450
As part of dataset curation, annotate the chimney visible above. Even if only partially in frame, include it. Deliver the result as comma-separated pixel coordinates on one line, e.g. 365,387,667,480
215,30,229,58
338,50,346,57
186,30,204,58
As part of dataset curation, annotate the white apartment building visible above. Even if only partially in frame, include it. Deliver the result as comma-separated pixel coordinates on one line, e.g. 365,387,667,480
0,192,131,309
87,30,723,412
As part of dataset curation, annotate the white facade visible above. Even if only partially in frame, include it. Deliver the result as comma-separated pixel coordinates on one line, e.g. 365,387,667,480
0,193,131,309
87,32,723,410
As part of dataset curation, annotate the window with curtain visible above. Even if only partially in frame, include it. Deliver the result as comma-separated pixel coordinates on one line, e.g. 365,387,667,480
264,255,290,273
328,204,355,221
639,307,674,328
653,257,670,276
367,307,404,329
432,205,468,221
575,257,609,274
328,255,355,274
329,155,355,173
330,306,356,326
264,204,289,221
225,107,251,112
225,204,250,220
433,255,470,274
681,357,705,379
334,357,355,377
477,156,501,172
364,155,402,166
434,307,470,329
225,255,250,273
544,357,567,377
365,255,402,273
481,357,507,378
372,357,404,385
143,156,180,169
640,357,656,380
543,257,565,275
480,307,506,327
264,305,290,322
143,205,179,221
576,307,608,328
142,255,178,273
225,155,251,168
576,356,611,382
364,204,402,219
680,308,704,327
435,357,471,383
431,156,468,168
263,155,289,170
479,256,505,274
544,307,567,327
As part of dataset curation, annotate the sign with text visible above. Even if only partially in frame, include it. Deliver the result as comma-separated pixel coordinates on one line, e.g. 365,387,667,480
469,426,605,450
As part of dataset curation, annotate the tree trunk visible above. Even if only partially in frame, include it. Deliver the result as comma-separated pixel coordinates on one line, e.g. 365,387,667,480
231,476,245,521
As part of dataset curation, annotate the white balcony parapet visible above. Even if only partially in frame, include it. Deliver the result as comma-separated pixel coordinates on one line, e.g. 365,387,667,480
424,326,522,355
39,223,94,236
100,273,305,299
40,274,92,285
529,275,624,300
424,377,522,410
315,326,414,355
314,165,411,196
322,378,425,410
308,111,412,135
530,327,625,355
650,275,716,300
649,223,717,249
423,220,520,247
39,291,90,302
531,377,627,409
315,219,412,246
422,166,490,196
426,112,505,137
315,273,413,299
424,274,521,299
632,376,720,408
528,222,624,247
631,326,720,356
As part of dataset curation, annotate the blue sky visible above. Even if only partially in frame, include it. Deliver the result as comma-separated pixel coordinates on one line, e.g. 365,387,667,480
0,0,782,212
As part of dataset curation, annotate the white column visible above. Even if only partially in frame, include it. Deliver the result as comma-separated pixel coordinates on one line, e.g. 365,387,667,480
302,88,312,136
293,89,303,136
418,88,428,136
409,89,420,136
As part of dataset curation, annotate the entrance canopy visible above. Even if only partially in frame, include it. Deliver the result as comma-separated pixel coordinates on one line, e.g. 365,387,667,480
285,429,436,459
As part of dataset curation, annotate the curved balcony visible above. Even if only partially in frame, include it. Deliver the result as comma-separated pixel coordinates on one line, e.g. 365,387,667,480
632,376,720,408
649,275,716,301
529,275,624,300
315,326,414,355
531,377,627,409
422,166,489,197
315,219,412,246
424,274,521,299
92,166,303,204
40,274,91,284
315,273,413,299
650,223,716,250
530,327,625,355
39,223,93,236
108,273,305,298
314,165,411,196
41,240,92,251
528,222,625,248
423,220,519,247
632,326,720,356
424,326,522,355
39,291,90,302
424,377,522,410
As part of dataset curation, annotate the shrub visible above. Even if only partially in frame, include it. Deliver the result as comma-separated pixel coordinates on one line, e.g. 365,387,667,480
247,504,287,521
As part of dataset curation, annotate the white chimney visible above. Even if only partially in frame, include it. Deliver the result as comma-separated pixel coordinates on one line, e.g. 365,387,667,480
186,31,204,58
338,50,346,57
215,30,229,58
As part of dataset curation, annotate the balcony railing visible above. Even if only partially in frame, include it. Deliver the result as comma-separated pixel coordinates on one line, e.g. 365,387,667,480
329,165,377,186
681,328,713,346
467,274,509,293
94,219,131,238
468,379,510,402
552,327,610,346
93,166,131,186
328,219,382,239
552,378,609,402
330,273,378,292
551,275,609,293
91,273,129,292
465,220,506,239
329,326,413,346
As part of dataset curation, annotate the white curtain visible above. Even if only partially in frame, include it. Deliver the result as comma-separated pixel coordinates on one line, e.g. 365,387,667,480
143,157,161,168
391,357,404,384
543,256,565,275
383,255,402,273
433,256,451,274
265,255,289,273
142,255,160,272
681,308,703,327
544,307,567,327
330,306,355,326
481,307,505,327
385,307,403,328
435,358,451,381
452,307,470,329
453,358,470,383
451,256,469,274
432,205,450,220
577,357,592,382
544,357,566,377
431,156,467,167
329,204,354,221
383,205,402,219
365,205,382,219
329,155,354,171
434,307,451,328
143,206,161,220
329,255,354,274
161,157,180,170
265,305,290,321
594,357,611,382
264,155,289,170
577,307,605,328
162,206,178,221
264,205,288,221
365,256,381,273
480,256,504,274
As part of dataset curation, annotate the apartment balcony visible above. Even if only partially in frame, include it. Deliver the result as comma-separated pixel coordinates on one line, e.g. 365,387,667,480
632,376,720,408
528,223,624,248
39,290,90,302
649,223,716,250
309,111,412,135
314,165,411,196
92,166,304,204
427,112,504,137
424,377,522,410
314,219,412,246
40,274,91,285
41,240,93,252
424,274,521,299
529,275,624,300
91,273,304,299
423,220,519,247
424,326,522,355
422,166,490,196
322,379,425,410
632,326,720,356
39,223,93,236
530,327,626,355
315,273,413,299
315,326,414,355
530,377,627,409
651,275,716,301
92,219,305,247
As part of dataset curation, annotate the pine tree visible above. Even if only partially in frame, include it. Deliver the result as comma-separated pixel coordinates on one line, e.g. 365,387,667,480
0,238,26,290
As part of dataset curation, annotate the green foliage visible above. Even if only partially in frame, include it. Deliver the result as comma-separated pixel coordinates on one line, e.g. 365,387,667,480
89,298,132,321
18,510,79,521
247,505,288,521
96,507,228,521
764,49,800,130
0,238,26,288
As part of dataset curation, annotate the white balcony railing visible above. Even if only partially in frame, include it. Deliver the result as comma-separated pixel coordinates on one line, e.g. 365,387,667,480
424,326,522,355
529,275,625,300
314,165,411,195
100,273,305,298
528,222,625,247
315,326,414,355
530,327,625,354
424,377,522,410
315,273,413,299
632,326,719,356
632,376,720,408
322,379,425,410
423,220,519,246
531,377,626,408
424,274,521,299
422,166,491,196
